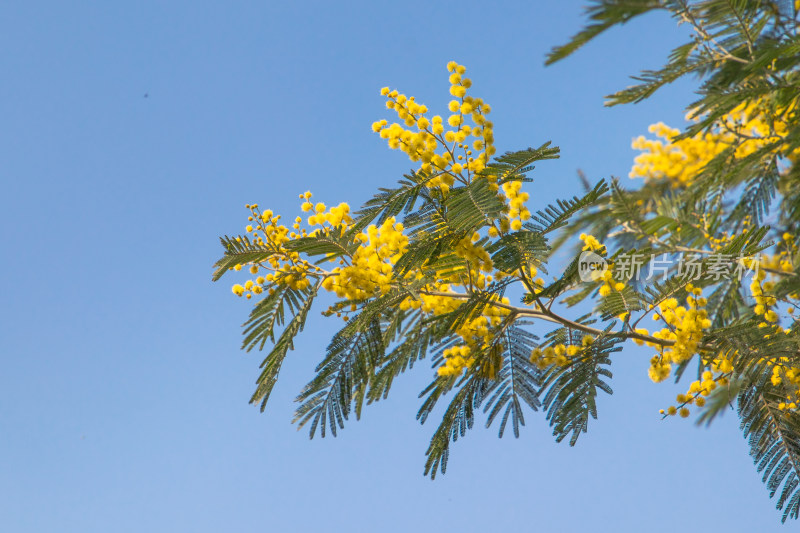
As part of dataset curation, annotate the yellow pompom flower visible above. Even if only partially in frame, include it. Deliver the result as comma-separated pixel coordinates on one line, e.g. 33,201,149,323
695,396,706,407
450,85,467,98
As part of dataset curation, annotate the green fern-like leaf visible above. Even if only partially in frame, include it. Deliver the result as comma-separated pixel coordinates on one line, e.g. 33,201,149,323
483,324,542,438
487,230,549,274
284,230,360,261
249,282,320,411
367,310,436,404
351,171,438,233
526,179,609,235
545,0,663,65
484,143,561,178
212,236,274,281
739,385,800,522
418,375,487,479
444,176,506,233
540,333,617,445
294,318,385,438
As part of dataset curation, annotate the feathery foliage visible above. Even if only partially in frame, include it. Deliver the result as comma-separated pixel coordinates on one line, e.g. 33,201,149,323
215,1,800,522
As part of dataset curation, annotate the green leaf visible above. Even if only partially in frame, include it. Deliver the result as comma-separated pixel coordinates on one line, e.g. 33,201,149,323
484,143,560,178
241,285,288,352
212,235,274,281
294,318,385,438
487,230,549,274
739,385,800,522
419,375,487,479
540,333,617,445
545,0,663,65
284,231,359,261
351,171,438,233
526,179,609,235
367,310,435,404
249,282,320,411
483,324,542,438
444,176,506,234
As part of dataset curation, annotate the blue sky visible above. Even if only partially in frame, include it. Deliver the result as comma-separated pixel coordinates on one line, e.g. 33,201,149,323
0,1,790,531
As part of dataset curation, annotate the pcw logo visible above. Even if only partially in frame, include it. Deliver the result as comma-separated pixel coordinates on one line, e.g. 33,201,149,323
578,251,608,282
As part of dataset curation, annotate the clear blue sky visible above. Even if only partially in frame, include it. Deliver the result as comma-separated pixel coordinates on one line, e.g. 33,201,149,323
0,1,789,531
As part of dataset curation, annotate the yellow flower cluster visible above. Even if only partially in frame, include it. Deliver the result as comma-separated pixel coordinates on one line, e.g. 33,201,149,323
373,62,496,193
452,232,495,290
434,296,513,377
401,283,457,314
300,192,354,230
374,61,537,248
636,285,711,383
213,186,517,380
659,353,739,418
750,269,781,328
229,185,430,304
764,242,800,409
755,233,797,275
230,203,321,298
580,233,606,254
322,217,408,300
593,267,626,298
497,181,532,233
630,101,800,186
629,122,728,186
229,193,361,298
438,345,474,377
529,335,594,369
579,236,625,298
699,214,750,252
662,370,724,417
773,360,800,411
736,255,800,414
